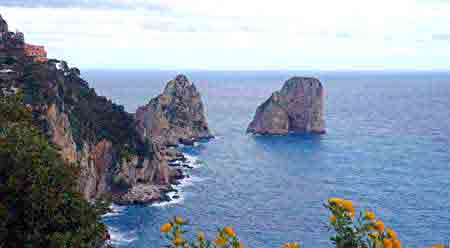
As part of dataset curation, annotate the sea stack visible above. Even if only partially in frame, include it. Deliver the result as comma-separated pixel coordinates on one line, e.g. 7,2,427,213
135,74,213,146
247,77,325,135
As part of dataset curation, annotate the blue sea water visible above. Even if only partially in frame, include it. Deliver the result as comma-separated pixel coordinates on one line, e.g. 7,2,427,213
84,70,450,248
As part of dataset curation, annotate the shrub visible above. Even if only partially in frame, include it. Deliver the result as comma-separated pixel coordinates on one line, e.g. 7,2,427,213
112,174,131,189
0,94,107,247
326,198,400,248
2,56,17,65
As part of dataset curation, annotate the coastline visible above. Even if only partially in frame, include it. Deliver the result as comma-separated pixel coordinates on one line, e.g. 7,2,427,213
106,139,208,207
102,147,206,246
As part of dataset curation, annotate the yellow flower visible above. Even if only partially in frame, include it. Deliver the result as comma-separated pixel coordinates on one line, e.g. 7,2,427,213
431,245,446,248
224,226,236,237
364,211,376,221
369,232,379,240
197,231,205,241
214,236,227,247
392,239,402,248
237,241,244,248
160,223,172,233
283,243,299,248
349,208,356,219
387,228,397,239
342,200,354,212
173,237,184,246
175,216,185,225
329,215,337,223
383,239,393,248
374,220,385,232
328,198,344,206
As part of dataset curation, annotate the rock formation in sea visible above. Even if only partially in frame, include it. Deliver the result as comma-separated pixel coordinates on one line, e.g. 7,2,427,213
247,77,325,135
135,74,213,146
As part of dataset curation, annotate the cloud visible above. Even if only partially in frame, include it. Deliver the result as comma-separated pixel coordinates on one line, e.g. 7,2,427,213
417,0,450,4
0,0,168,11
432,34,450,41
2,0,450,70
141,21,205,33
336,32,352,39
139,15,265,33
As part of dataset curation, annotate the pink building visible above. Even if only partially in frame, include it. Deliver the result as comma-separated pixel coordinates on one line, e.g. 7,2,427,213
24,44,48,63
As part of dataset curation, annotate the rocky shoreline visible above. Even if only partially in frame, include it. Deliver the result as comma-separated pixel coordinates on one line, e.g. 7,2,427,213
109,74,214,205
111,150,198,205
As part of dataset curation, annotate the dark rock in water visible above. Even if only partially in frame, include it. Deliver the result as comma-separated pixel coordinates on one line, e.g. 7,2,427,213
164,147,187,162
135,74,213,147
114,184,172,205
179,138,195,146
247,77,325,135
170,168,185,182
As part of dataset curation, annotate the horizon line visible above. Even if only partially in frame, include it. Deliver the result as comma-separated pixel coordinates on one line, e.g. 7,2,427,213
80,67,450,72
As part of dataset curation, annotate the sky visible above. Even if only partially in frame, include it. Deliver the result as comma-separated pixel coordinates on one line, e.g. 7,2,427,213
1,0,450,70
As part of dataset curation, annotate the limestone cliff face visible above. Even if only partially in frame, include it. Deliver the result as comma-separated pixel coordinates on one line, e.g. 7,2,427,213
44,103,103,199
45,104,78,163
0,58,181,204
247,77,325,135
113,142,183,204
135,74,213,146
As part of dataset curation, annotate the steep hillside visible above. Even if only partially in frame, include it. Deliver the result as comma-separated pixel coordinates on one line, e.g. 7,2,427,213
0,57,182,203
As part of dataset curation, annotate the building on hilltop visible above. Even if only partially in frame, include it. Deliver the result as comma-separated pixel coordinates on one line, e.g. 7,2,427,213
0,14,47,63
24,44,48,63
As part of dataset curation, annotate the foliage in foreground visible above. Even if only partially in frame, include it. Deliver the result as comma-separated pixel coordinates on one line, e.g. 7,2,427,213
160,198,448,248
0,94,107,247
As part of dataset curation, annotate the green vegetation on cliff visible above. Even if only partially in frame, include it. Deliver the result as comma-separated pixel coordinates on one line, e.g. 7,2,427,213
0,94,107,247
21,61,150,162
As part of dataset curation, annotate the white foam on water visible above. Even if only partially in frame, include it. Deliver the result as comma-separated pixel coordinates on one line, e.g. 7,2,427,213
104,151,207,245
153,153,205,208
102,204,126,218
169,160,184,166
153,175,207,208
183,154,204,169
152,190,185,208
107,226,137,246
102,205,136,246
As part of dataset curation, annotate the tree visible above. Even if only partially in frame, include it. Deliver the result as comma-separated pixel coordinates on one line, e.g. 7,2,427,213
0,94,108,247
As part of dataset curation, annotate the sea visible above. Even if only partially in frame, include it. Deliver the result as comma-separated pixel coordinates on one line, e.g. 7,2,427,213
84,70,450,248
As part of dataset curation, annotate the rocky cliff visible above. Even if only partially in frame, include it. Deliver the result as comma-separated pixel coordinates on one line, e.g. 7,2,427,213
0,58,182,204
0,16,210,205
135,74,213,146
247,77,325,135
